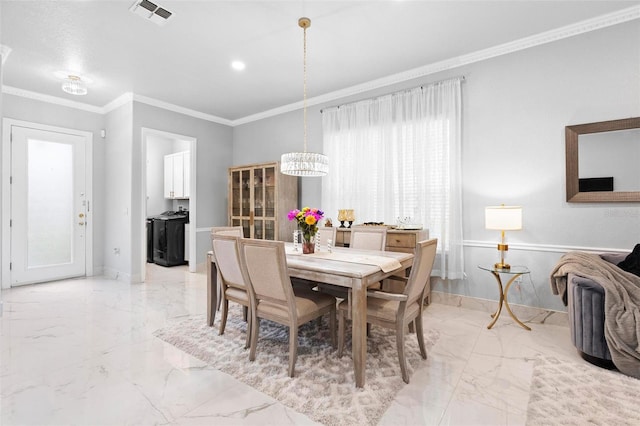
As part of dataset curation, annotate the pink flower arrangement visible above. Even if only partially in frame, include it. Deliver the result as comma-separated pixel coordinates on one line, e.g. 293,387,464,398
288,207,324,241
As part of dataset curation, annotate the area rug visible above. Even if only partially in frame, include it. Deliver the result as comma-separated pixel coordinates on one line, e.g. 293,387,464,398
526,355,640,426
154,306,439,426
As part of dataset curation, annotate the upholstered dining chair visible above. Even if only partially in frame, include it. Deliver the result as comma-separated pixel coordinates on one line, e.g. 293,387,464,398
349,226,387,251
315,226,337,251
337,238,438,383
318,226,388,299
211,234,252,349
237,238,337,377
211,226,245,312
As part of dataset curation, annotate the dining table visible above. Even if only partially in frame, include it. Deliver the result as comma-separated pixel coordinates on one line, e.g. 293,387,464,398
206,243,414,388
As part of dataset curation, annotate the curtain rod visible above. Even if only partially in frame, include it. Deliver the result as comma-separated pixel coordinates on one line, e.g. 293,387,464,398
320,75,465,113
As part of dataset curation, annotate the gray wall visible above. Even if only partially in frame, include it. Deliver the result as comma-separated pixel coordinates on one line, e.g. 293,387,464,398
232,21,640,311
103,102,134,280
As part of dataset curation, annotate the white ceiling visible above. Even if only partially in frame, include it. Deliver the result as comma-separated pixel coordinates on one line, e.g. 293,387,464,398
1,1,639,123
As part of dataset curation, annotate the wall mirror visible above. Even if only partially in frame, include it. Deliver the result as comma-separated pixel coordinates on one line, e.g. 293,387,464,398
565,117,640,202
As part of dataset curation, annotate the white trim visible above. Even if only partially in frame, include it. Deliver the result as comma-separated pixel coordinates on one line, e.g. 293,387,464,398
1,118,94,289
133,94,233,126
140,128,198,281
103,92,134,113
2,86,104,114
464,240,630,254
2,6,638,126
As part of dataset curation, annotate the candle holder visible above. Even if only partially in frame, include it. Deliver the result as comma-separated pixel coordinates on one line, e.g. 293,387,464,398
345,209,355,228
337,209,347,228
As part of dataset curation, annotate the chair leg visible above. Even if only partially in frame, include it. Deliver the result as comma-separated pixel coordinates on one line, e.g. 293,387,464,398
396,321,409,384
288,324,299,377
337,310,345,358
249,316,260,361
415,313,427,359
244,307,251,349
329,309,337,349
219,299,229,335
243,306,248,322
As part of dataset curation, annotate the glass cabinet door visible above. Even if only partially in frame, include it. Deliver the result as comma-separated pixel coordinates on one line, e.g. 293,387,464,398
254,168,264,218
231,170,241,217
264,166,276,219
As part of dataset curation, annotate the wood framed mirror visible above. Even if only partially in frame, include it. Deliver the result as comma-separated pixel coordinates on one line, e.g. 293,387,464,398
566,117,640,202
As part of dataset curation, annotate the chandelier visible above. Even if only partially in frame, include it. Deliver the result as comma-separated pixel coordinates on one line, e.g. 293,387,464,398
280,17,329,177
61,75,88,96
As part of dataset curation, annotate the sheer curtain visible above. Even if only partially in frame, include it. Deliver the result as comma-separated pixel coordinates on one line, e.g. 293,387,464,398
322,78,463,279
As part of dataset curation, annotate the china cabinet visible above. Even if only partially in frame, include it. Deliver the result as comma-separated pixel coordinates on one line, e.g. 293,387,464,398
228,162,298,241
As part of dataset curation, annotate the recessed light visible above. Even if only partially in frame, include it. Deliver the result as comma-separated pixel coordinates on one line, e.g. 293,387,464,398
231,61,246,71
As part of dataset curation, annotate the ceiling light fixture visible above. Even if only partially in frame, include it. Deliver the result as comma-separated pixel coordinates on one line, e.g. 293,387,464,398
231,61,246,71
61,75,88,96
280,17,329,177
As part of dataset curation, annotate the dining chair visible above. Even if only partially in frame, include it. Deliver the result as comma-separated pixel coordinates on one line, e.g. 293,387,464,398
337,238,438,383
349,226,387,250
211,234,252,349
211,226,245,312
318,226,388,299
315,226,337,251
237,238,337,377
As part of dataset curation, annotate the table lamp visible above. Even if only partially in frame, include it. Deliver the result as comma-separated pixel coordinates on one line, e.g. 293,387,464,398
485,205,522,270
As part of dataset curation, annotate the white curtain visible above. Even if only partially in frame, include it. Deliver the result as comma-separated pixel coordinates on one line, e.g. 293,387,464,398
321,78,464,279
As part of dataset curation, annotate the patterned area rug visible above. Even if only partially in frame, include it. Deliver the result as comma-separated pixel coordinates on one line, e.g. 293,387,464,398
526,355,640,426
154,306,438,426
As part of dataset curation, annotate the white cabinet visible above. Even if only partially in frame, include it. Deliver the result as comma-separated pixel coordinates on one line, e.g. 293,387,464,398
164,151,190,199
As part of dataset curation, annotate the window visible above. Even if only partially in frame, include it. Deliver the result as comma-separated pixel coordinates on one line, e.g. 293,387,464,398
322,78,464,279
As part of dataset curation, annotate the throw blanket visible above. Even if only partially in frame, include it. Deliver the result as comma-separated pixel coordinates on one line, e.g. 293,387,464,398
550,252,640,379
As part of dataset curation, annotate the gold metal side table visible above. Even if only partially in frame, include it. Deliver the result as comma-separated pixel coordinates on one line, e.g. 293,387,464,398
478,265,531,331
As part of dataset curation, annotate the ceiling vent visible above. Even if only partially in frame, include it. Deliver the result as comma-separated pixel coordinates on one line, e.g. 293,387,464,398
130,0,173,26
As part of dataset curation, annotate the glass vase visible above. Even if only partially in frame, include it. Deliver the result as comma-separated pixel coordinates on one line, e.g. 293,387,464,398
302,234,315,254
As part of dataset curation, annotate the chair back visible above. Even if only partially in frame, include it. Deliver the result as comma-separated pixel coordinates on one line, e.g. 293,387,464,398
211,226,244,237
210,226,244,261
238,239,295,313
350,226,387,251
211,234,248,291
316,227,337,249
404,239,438,305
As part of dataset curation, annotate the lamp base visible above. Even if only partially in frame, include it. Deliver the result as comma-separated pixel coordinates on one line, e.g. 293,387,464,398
494,262,511,270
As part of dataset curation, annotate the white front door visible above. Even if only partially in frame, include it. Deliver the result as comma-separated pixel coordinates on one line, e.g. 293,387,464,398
10,125,87,286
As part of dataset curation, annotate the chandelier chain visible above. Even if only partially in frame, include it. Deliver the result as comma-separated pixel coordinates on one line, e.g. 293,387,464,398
303,23,308,153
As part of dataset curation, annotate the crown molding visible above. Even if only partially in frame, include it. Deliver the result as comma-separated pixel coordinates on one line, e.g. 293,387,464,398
2,85,104,114
131,93,233,126
231,4,640,126
2,5,638,126
103,92,134,113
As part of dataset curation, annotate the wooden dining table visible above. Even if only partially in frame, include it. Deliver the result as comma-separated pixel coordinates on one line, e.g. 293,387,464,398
206,243,414,388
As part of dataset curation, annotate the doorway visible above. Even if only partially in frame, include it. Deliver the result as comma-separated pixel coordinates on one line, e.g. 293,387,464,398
2,119,93,287
140,128,196,281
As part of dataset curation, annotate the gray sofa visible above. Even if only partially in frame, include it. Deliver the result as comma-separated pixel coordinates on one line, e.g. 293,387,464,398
566,252,628,369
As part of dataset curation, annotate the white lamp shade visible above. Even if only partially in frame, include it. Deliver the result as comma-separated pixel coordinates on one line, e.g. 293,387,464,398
485,206,522,231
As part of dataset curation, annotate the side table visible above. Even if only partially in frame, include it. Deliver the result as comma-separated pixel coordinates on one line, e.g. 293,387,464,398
478,265,531,331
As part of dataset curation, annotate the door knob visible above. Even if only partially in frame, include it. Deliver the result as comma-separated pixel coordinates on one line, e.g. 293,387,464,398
79,222,85,225
79,213,85,218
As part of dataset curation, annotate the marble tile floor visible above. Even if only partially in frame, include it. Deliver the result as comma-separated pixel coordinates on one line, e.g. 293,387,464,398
1,264,582,426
